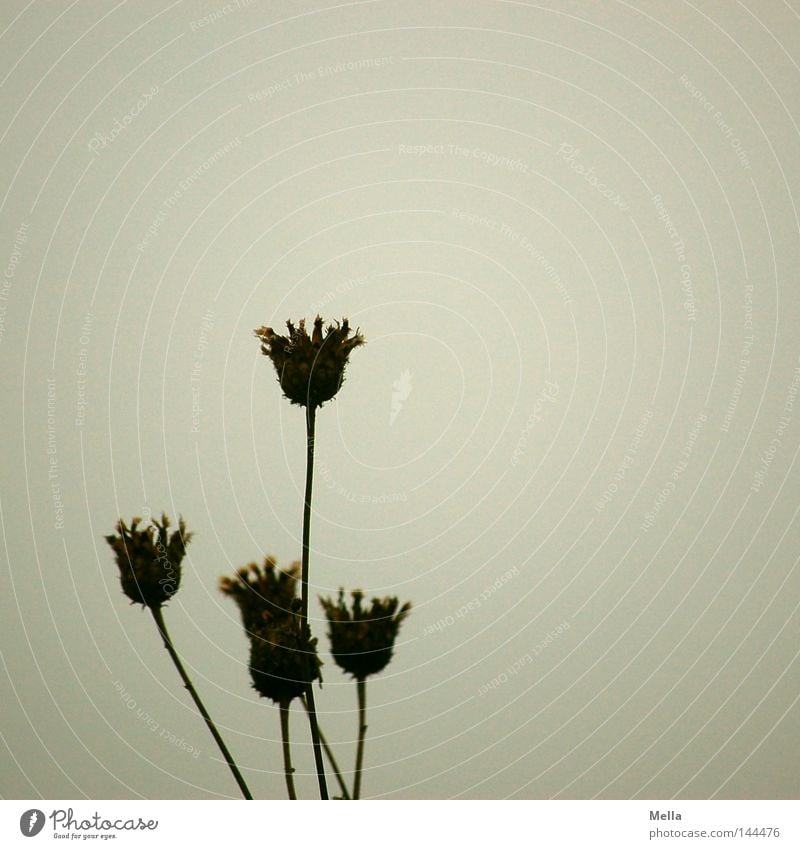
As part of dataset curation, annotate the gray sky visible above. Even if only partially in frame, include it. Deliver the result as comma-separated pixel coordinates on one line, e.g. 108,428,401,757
1,0,799,800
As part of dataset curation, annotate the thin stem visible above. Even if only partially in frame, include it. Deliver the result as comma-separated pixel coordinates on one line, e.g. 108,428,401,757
301,405,315,618
301,694,351,799
301,404,329,800
353,677,367,800
279,700,297,800
149,605,253,800
304,684,328,800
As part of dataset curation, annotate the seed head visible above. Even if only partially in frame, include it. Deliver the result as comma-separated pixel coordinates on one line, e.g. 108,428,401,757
105,515,192,609
221,557,321,703
249,615,322,704
219,557,300,635
254,316,364,408
320,590,411,679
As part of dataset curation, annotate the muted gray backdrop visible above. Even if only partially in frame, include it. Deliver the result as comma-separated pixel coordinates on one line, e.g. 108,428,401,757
1,0,799,799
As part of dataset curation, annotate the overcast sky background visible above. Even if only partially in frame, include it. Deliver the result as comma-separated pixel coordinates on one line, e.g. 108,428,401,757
1,0,799,800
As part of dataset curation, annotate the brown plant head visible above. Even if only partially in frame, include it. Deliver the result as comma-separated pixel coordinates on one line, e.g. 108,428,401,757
319,590,411,679
219,557,300,634
254,316,364,409
249,614,322,704
105,515,192,609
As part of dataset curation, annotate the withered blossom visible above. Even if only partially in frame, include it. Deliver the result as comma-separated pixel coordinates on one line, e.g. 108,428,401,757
105,515,192,609
320,590,411,679
219,557,300,634
105,514,252,799
221,556,322,704
249,615,322,704
254,316,364,408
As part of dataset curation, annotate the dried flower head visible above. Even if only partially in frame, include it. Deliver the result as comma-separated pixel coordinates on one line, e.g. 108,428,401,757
105,515,192,609
320,590,411,679
249,615,322,704
219,557,300,634
254,315,364,408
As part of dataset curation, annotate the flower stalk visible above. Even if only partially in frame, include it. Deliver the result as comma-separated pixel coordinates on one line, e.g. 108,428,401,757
300,694,350,799
150,606,253,800
278,700,297,800
106,515,252,800
353,677,367,800
253,316,364,799
320,589,411,800
301,403,328,800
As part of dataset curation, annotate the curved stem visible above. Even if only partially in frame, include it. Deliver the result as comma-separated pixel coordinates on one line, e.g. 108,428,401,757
279,700,297,800
301,694,351,799
353,677,367,800
301,405,329,800
149,605,252,800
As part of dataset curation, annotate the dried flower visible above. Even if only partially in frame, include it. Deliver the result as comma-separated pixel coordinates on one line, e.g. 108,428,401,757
105,515,192,609
219,557,300,634
254,315,364,408
320,590,411,679
221,557,322,704
249,615,322,704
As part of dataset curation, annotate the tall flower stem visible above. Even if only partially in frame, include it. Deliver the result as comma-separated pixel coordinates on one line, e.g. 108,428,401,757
149,605,253,800
301,694,351,799
301,404,329,800
279,700,297,800
353,677,367,800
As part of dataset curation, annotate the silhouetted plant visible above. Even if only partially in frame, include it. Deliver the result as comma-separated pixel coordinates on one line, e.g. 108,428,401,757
221,557,348,799
252,315,364,800
254,316,364,409
105,515,190,609
219,557,300,634
105,317,412,800
105,515,252,800
321,591,411,679
320,590,411,798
